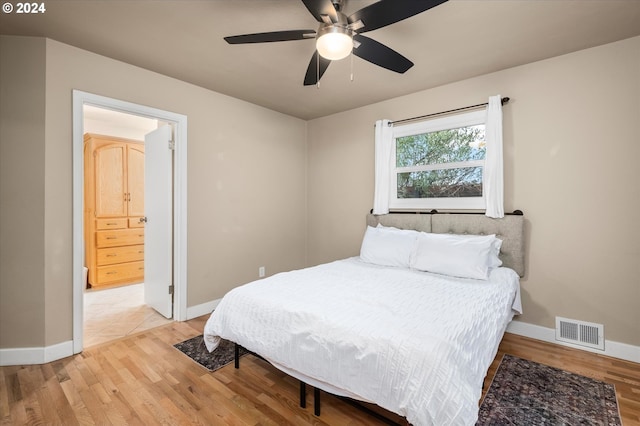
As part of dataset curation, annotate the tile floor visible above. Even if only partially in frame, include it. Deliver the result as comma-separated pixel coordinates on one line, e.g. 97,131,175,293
83,283,173,347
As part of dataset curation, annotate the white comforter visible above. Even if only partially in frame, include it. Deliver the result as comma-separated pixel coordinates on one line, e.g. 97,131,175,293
204,257,521,426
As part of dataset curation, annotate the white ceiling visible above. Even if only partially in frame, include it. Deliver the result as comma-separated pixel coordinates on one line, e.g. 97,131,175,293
1,0,639,120
83,105,159,141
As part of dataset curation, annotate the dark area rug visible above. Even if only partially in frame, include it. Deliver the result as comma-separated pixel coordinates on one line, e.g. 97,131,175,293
173,335,247,371
477,354,621,425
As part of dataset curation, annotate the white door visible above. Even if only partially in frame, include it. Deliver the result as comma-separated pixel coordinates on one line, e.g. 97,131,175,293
144,125,173,318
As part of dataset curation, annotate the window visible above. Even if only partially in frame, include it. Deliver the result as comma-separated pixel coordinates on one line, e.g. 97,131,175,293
390,110,487,210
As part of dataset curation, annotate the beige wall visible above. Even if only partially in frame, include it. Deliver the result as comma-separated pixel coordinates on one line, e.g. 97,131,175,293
0,37,47,348
1,34,638,351
0,35,308,348
307,36,640,346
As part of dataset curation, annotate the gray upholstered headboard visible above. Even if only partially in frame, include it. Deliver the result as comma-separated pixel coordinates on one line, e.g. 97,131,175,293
366,213,525,277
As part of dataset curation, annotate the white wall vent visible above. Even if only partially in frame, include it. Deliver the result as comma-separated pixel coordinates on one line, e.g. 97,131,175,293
555,317,604,350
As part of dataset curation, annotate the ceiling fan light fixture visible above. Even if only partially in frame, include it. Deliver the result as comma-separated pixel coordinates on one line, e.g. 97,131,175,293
316,26,353,61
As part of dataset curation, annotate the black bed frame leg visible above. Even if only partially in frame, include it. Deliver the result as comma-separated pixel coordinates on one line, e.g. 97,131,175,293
234,343,240,369
314,387,321,416
299,381,306,408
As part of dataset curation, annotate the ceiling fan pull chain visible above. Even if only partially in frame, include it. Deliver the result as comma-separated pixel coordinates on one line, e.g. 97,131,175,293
316,50,320,89
350,51,354,82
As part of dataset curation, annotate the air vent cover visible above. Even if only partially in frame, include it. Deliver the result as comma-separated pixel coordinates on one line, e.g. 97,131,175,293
556,317,604,350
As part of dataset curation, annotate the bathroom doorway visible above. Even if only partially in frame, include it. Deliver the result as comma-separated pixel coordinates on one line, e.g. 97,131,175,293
82,105,172,346
72,90,188,353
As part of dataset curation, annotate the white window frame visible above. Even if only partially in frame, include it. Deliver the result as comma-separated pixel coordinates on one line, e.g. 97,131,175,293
390,110,486,210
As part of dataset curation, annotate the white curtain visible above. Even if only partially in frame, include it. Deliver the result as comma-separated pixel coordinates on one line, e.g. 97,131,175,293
373,119,393,215
484,95,504,218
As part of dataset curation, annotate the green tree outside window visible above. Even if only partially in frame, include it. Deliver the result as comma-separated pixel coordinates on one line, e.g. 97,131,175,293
396,125,485,199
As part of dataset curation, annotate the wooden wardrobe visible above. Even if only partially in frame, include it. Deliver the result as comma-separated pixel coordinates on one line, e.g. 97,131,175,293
84,134,145,288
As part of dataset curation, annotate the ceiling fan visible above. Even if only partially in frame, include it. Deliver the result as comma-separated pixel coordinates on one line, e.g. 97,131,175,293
224,0,449,86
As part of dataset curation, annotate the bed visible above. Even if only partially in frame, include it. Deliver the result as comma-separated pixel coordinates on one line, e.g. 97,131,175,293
204,212,525,425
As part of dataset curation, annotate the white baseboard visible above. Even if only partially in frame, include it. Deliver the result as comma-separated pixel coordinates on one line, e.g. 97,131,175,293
0,297,219,366
0,340,73,367
507,320,640,363
186,298,221,320
0,299,221,366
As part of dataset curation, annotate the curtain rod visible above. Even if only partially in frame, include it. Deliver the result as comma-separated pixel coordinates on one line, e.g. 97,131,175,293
369,209,524,216
389,96,510,126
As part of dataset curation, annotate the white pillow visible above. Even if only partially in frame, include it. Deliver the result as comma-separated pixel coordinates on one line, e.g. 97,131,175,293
489,238,503,268
359,226,419,268
410,232,501,280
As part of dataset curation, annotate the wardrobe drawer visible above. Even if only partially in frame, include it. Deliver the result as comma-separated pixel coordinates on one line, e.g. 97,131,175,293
96,218,128,230
129,217,145,228
96,261,144,284
96,229,144,248
96,244,144,266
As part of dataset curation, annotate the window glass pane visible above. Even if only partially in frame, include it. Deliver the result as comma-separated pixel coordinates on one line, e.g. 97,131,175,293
396,125,486,167
397,167,483,199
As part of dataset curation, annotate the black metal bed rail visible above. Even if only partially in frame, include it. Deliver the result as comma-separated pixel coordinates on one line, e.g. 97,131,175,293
234,343,403,425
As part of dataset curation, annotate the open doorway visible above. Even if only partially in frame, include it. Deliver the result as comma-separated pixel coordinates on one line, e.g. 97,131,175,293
72,91,188,353
82,106,172,346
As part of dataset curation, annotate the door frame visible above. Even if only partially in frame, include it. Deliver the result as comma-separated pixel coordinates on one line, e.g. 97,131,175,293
72,90,188,353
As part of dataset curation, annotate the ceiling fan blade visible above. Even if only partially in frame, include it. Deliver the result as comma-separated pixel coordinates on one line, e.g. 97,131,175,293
301,0,338,23
353,34,413,73
304,51,332,86
348,0,448,33
224,30,316,44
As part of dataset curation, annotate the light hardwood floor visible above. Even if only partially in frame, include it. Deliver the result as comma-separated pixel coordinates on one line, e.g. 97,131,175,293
2,316,639,425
